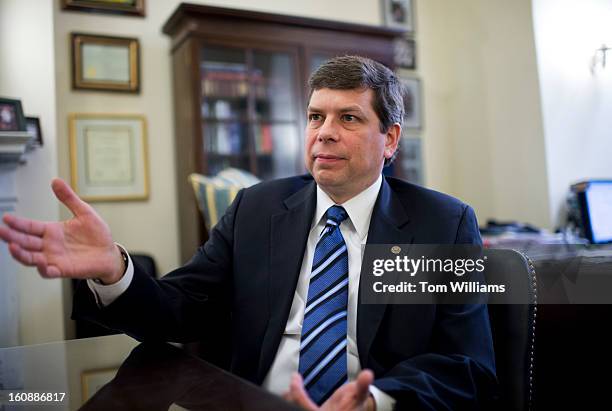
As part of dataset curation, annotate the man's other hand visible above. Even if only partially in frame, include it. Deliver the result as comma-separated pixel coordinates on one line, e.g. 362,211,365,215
283,370,375,411
0,178,124,283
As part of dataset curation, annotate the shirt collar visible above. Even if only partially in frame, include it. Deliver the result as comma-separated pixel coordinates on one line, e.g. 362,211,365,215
313,174,383,240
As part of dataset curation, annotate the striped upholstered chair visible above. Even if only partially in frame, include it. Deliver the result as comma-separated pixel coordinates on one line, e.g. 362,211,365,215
189,168,260,231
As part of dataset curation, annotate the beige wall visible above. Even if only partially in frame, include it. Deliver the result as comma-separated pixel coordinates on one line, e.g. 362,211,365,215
0,0,63,345
418,0,550,229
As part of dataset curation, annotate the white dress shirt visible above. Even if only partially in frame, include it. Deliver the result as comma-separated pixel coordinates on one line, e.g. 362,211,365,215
88,174,395,410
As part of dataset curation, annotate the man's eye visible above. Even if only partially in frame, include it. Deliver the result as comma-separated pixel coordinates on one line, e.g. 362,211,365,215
309,114,322,121
342,114,357,122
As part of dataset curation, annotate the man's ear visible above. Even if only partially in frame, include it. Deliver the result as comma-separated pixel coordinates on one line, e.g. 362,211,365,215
384,123,402,160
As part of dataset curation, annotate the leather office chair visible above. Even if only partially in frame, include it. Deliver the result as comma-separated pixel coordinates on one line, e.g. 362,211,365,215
74,253,158,339
484,249,537,411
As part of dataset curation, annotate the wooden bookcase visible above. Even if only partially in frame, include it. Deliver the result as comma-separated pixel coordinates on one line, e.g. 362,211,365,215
163,3,404,262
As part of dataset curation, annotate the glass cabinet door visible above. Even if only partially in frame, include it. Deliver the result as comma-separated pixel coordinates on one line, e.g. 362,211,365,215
200,46,250,175
252,49,301,180
200,45,301,180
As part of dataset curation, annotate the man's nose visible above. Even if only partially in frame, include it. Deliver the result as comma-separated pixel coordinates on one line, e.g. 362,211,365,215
317,118,339,142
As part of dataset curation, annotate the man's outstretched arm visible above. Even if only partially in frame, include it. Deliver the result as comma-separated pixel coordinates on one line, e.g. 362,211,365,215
1,178,237,343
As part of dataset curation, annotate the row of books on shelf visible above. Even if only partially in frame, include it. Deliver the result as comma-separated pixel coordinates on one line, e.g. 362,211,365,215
205,123,274,155
202,79,249,98
201,98,296,123
254,124,274,154
206,122,244,155
201,100,245,119
200,62,275,99
200,61,265,81
201,79,273,99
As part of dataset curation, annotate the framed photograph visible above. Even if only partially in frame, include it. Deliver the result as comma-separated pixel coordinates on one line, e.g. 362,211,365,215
62,0,145,17
400,77,422,130
393,37,416,70
399,76,423,130
383,0,414,32
69,114,149,201
0,97,26,132
400,136,424,185
25,117,43,146
72,33,140,93
81,368,118,402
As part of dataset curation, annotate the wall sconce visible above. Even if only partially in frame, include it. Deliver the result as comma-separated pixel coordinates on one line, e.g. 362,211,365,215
591,44,611,74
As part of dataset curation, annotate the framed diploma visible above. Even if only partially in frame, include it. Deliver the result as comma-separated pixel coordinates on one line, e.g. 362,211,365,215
72,33,140,93
81,368,118,402
69,114,149,201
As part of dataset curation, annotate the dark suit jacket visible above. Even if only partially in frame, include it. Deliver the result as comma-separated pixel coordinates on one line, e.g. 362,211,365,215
74,175,497,410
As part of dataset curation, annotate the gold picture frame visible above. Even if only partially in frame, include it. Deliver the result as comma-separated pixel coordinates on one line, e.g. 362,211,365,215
69,113,149,202
72,33,140,93
62,0,146,17
81,367,118,403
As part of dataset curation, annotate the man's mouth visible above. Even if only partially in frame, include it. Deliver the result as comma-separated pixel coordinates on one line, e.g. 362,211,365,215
314,154,345,162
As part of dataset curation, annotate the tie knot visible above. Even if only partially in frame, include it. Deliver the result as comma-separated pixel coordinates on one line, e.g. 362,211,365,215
325,205,348,226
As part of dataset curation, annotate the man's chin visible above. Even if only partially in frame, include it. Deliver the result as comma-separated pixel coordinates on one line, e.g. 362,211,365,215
312,170,345,187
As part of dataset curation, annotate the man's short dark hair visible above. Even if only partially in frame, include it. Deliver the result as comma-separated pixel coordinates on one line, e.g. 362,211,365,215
308,55,404,131
308,55,404,165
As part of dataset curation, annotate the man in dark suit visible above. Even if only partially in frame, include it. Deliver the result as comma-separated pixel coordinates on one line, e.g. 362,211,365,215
0,56,496,410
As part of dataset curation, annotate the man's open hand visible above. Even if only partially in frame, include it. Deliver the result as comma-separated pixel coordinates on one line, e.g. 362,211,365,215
283,370,375,411
0,178,124,283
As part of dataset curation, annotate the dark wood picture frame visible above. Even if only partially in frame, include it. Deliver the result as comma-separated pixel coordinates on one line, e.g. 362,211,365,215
71,33,140,93
383,0,414,33
394,37,416,70
61,0,145,17
25,116,43,146
0,97,27,132
400,76,423,130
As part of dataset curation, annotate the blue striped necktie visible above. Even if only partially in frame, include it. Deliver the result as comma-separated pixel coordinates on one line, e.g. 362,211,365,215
298,205,349,405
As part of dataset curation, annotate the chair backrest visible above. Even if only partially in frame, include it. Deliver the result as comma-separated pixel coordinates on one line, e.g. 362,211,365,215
130,253,159,278
74,252,158,339
484,249,537,411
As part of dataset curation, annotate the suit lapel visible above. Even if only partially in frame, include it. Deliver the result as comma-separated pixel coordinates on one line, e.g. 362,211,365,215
257,180,316,383
357,176,413,366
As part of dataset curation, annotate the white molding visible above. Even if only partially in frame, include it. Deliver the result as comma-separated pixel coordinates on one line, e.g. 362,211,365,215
0,131,35,167
0,167,19,347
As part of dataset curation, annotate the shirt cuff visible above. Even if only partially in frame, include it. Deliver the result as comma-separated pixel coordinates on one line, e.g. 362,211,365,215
369,385,396,411
86,243,134,307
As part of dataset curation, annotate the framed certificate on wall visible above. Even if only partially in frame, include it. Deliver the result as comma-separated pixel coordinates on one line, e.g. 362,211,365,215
69,113,149,201
71,33,140,93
